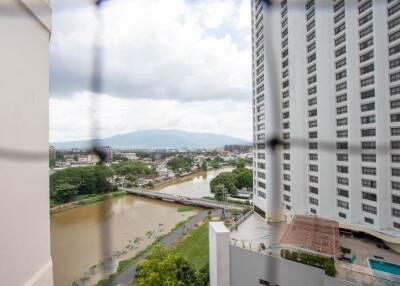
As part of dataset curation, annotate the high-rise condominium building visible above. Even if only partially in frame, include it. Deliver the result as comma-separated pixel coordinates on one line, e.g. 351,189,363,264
252,0,400,246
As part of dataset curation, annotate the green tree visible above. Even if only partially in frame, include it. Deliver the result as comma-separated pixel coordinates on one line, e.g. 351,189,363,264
195,263,209,286
166,157,193,173
136,244,197,286
209,160,220,169
49,165,116,205
233,168,253,191
201,162,207,171
210,172,237,195
125,173,137,183
52,183,78,204
213,184,226,201
112,161,156,176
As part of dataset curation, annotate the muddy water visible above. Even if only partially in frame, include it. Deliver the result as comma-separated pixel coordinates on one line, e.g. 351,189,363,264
51,167,233,286
50,196,198,286
153,166,234,198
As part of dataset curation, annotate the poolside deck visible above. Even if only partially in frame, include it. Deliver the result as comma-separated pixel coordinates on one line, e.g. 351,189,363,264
340,234,400,267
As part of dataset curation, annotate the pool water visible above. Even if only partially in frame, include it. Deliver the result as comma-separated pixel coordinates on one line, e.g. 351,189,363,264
369,259,400,276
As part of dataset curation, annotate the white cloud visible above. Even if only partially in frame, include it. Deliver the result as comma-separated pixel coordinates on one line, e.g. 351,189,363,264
50,93,252,142
50,0,252,142
203,1,235,29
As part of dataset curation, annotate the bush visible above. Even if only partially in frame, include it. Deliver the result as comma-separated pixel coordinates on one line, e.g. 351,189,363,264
280,249,290,259
281,249,336,277
291,251,298,261
196,263,209,286
324,258,336,277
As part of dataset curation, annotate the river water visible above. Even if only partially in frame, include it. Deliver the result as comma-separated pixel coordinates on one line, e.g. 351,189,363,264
153,166,233,198
50,166,232,286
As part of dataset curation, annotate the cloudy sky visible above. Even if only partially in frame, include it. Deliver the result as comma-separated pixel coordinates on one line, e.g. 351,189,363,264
50,0,252,142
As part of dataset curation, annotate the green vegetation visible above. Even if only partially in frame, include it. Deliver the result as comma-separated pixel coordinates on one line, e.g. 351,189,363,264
177,206,196,212
136,245,197,286
232,168,253,191
209,167,253,201
213,184,227,201
210,172,238,197
176,222,209,271
50,165,116,206
234,158,252,168
112,191,126,198
77,191,126,206
280,249,336,277
167,157,193,173
112,161,156,176
95,213,202,286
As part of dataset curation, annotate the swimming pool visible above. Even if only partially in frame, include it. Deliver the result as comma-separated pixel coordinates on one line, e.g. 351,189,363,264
369,258,400,276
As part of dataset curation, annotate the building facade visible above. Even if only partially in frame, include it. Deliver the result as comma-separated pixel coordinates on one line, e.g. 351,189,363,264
96,146,113,163
252,0,400,241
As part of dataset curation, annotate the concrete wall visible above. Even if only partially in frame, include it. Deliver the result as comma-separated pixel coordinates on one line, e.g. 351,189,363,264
209,222,230,286
0,1,53,285
230,246,356,286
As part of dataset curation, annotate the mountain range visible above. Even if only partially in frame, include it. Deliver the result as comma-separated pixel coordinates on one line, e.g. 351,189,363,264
51,129,251,149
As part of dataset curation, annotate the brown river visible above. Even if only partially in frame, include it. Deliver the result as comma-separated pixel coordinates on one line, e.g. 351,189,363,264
50,167,232,286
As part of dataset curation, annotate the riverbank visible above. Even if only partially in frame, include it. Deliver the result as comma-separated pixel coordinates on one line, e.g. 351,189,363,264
50,191,126,214
96,209,208,286
51,195,200,286
104,209,227,286
107,208,247,286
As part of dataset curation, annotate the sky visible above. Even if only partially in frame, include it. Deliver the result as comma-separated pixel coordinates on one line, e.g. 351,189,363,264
50,0,252,143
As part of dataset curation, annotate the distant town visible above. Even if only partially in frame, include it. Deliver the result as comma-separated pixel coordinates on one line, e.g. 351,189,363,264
49,144,253,208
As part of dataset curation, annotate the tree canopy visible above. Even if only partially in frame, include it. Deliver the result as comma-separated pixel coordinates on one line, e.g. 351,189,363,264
210,168,253,200
112,161,156,176
233,168,253,191
50,165,116,204
136,245,198,286
210,172,238,196
166,157,193,173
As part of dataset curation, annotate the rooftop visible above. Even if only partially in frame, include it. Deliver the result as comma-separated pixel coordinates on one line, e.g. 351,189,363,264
280,215,340,257
231,213,400,285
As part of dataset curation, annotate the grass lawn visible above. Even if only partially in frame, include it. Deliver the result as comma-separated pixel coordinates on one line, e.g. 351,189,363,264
177,206,197,212
175,221,209,271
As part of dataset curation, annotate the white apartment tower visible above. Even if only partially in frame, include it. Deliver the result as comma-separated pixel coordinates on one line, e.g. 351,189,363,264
252,0,400,246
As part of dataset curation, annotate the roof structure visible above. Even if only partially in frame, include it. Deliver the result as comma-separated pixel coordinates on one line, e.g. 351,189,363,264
280,215,340,257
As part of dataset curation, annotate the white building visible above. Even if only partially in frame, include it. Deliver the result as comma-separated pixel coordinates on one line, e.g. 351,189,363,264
121,152,138,161
0,0,53,285
252,0,400,247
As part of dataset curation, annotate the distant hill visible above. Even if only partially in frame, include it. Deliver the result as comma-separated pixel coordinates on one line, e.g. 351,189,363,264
51,129,251,150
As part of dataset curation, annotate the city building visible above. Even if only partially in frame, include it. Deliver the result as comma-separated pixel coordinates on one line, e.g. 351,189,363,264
252,0,400,248
121,152,138,161
96,146,113,163
0,0,53,285
224,144,253,154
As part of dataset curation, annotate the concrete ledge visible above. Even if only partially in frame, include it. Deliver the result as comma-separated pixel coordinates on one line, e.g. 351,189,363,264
20,0,52,33
24,260,53,286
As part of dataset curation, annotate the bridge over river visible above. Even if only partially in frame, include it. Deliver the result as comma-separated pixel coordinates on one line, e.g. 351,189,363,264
121,187,245,211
